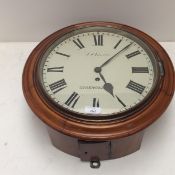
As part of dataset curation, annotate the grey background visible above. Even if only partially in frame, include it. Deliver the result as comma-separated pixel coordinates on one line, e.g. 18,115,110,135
0,0,175,42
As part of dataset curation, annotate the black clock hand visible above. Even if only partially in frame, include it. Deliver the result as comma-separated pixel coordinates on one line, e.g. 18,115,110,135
95,69,114,97
99,73,114,97
95,68,126,106
115,95,126,107
99,72,107,84
101,76,126,106
103,83,114,97
99,42,133,68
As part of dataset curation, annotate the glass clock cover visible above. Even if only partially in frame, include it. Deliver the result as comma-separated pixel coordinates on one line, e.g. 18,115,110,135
38,26,159,120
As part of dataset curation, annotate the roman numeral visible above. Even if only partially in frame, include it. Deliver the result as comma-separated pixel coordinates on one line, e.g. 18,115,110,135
132,67,149,73
114,39,122,49
56,52,70,57
49,79,67,94
93,35,103,46
126,80,145,94
93,98,100,107
47,66,64,72
65,92,80,108
126,50,141,59
73,39,85,49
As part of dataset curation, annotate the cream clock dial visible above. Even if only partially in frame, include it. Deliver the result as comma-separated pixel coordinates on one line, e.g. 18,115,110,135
38,27,158,119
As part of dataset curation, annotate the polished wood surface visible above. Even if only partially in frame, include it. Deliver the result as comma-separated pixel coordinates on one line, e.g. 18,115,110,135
22,22,174,163
48,126,144,161
22,21,175,141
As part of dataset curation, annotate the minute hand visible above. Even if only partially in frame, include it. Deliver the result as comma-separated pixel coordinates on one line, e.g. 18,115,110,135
100,42,133,68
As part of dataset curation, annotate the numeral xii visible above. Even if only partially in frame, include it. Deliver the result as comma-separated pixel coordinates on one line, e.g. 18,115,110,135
93,34,103,46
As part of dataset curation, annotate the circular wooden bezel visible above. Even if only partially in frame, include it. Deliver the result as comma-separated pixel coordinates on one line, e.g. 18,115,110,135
22,21,175,141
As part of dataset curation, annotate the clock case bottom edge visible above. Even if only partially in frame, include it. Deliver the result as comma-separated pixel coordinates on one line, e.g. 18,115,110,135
47,126,144,161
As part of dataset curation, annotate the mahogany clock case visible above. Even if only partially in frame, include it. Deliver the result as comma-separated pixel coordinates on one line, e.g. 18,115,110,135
22,21,175,141
22,22,174,166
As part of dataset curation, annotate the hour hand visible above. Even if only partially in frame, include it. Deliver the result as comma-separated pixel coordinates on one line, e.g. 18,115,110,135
103,84,126,107
96,70,114,97
103,83,114,97
94,67,125,106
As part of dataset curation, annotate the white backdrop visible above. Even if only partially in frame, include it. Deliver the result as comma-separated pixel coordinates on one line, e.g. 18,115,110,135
0,0,175,41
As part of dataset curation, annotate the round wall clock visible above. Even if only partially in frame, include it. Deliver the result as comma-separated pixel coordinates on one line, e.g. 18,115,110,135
23,21,174,168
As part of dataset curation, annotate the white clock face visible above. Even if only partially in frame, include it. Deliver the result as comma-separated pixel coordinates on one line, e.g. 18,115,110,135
38,27,158,119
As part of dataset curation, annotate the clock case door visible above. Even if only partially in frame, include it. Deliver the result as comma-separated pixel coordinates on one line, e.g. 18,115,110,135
48,126,144,161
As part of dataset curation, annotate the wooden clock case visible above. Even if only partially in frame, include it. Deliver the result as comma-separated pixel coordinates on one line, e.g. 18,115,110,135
22,22,175,168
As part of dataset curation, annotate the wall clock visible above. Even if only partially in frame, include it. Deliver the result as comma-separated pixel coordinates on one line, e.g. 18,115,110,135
23,21,174,168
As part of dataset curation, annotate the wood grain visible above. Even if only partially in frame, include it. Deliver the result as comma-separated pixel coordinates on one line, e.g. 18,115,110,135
22,21,174,141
